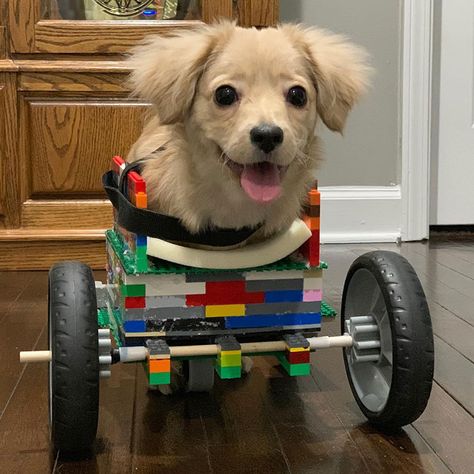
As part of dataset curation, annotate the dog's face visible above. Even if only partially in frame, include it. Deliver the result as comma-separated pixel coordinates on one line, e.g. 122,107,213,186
129,22,370,207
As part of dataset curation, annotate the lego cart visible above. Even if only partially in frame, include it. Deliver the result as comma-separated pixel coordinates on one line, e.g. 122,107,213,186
20,157,434,454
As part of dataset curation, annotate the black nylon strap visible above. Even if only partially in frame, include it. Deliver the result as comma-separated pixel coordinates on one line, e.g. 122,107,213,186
103,169,261,247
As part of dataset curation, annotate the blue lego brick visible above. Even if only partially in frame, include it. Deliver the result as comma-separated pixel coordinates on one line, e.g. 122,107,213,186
123,320,146,332
264,290,303,303
136,234,147,246
225,312,321,329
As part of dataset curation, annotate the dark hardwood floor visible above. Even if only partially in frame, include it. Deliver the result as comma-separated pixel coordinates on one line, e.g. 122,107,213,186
1,239,473,473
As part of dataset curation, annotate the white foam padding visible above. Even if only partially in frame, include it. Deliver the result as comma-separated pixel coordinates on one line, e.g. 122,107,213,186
146,219,311,269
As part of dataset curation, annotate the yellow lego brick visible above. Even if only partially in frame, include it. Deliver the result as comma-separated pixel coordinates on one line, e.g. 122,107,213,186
148,353,171,360
218,349,241,356
205,304,245,317
218,353,242,367
287,346,310,352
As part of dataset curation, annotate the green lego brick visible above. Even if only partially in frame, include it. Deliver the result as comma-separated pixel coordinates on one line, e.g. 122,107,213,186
149,372,171,385
215,365,241,379
136,245,147,258
107,229,327,275
136,259,148,273
97,307,122,347
321,301,337,318
217,352,242,367
278,354,311,376
97,307,109,327
121,283,146,297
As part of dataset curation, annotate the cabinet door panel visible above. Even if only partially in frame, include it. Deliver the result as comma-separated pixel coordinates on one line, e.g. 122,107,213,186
28,100,148,196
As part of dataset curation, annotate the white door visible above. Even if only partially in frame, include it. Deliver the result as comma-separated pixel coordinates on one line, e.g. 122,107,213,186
434,0,474,225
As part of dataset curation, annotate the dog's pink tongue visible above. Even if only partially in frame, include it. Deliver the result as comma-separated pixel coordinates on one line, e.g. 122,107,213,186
240,162,281,203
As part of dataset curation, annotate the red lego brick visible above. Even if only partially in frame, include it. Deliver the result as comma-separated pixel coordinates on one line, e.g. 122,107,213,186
286,350,311,364
124,296,146,309
112,155,126,175
127,171,146,194
186,280,265,306
186,281,264,306
302,229,320,267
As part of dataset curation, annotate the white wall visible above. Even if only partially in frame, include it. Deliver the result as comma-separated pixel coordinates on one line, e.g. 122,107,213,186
280,0,403,186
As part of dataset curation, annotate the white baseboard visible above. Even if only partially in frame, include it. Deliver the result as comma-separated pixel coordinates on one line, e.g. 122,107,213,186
320,186,401,243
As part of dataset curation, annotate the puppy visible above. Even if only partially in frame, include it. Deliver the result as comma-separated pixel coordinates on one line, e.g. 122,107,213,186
127,21,370,239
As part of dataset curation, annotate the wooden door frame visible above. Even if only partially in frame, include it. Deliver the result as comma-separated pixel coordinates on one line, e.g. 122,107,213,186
400,0,433,241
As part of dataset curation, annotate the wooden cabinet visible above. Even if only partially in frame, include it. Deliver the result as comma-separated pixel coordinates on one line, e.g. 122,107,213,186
0,0,279,269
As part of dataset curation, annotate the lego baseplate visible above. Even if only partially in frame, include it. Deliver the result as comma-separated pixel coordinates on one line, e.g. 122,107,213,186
106,229,328,276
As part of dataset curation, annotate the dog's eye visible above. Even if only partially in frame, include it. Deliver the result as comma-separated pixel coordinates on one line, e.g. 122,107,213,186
287,86,307,107
215,85,238,106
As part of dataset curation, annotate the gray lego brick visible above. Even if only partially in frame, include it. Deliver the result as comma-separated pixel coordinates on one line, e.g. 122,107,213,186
146,339,170,356
150,306,205,320
146,295,186,308
284,333,310,348
246,278,304,292
245,301,321,316
216,335,241,351
121,306,205,321
95,282,109,308
281,324,321,331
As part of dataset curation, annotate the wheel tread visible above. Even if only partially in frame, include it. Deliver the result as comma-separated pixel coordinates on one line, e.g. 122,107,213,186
341,250,434,429
49,261,99,453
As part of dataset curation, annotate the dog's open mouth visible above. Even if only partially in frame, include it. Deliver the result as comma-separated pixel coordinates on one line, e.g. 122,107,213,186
225,158,288,203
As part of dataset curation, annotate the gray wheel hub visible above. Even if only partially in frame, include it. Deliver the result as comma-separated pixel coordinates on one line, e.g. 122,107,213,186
344,269,393,413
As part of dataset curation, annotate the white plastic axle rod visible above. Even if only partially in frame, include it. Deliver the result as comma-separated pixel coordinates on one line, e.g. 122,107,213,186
19,334,353,363
19,350,52,363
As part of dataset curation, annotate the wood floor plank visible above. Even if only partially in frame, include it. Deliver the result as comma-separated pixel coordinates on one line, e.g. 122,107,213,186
0,330,52,463
0,453,56,474
411,242,474,279
0,271,35,320
203,357,365,474
311,314,450,474
0,273,47,415
365,243,474,361
433,336,474,416
130,368,214,473
414,382,474,474
429,303,474,363
53,363,138,474
373,244,474,327
260,362,371,473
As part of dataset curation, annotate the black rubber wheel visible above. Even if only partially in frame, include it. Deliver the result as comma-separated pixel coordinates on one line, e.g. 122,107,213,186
341,250,434,429
48,261,99,453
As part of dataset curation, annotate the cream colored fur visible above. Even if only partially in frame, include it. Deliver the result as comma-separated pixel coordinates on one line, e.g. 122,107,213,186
127,22,371,236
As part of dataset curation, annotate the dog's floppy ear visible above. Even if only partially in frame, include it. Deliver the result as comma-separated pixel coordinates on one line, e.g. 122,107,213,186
282,25,372,133
128,23,233,124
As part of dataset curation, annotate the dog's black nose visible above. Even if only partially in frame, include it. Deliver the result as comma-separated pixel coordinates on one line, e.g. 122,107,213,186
250,124,284,153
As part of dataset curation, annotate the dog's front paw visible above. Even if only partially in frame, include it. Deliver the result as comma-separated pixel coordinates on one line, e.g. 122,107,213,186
242,356,253,375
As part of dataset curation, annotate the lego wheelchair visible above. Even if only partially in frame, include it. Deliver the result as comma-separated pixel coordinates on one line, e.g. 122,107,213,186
20,156,434,454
